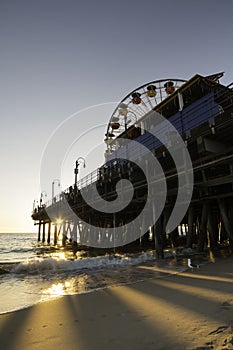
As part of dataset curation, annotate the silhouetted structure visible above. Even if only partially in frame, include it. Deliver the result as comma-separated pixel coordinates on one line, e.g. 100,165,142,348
32,73,233,255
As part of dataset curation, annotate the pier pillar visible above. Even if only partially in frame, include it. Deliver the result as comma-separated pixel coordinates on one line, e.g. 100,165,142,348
163,207,178,248
113,213,116,251
78,221,84,244
207,210,219,251
42,222,46,243
197,201,210,252
186,206,195,248
151,199,164,258
38,220,42,241
62,221,67,246
67,221,71,242
218,199,233,249
72,220,78,244
54,224,58,244
140,216,147,247
80,223,85,244
219,221,228,243
47,222,51,244
153,216,164,259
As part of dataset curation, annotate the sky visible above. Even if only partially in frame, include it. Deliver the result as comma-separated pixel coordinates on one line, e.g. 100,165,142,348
0,0,233,233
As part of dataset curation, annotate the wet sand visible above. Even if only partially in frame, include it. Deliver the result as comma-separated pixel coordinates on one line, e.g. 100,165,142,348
0,256,232,350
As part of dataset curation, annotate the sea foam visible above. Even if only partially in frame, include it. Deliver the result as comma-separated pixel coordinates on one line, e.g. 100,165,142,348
11,251,156,274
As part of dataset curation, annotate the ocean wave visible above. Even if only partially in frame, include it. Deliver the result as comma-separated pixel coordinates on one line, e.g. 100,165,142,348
11,251,157,274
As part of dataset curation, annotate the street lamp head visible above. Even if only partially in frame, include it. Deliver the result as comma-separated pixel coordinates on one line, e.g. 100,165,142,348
52,179,61,202
52,179,60,185
76,157,86,168
74,157,86,185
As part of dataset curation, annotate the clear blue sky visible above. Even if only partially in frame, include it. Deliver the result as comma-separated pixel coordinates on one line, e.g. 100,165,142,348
0,0,233,232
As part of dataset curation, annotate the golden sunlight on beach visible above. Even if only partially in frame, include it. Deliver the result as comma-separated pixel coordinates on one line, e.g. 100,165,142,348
42,281,72,298
0,257,232,350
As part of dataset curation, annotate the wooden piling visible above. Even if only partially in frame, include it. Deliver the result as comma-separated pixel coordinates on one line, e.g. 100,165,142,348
207,209,219,251
218,199,233,249
38,220,41,241
72,220,78,244
62,221,67,246
197,201,210,252
186,206,195,248
153,216,164,259
219,220,228,243
47,221,51,244
54,224,58,244
42,222,46,243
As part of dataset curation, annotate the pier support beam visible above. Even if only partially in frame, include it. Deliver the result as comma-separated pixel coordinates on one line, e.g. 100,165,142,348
78,221,84,244
62,221,67,246
197,201,210,252
67,221,72,242
220,221,228,243
42,222,46,243
38,220,41,242
54,224,58,245
163,207,178,248
47,222,51,244
72,220,78,245
207,210,219,251
186,206,195,248
153,217,164,259
218,199,233,249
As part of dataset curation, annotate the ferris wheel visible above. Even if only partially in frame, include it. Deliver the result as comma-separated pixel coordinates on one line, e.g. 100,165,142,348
104,78,187,144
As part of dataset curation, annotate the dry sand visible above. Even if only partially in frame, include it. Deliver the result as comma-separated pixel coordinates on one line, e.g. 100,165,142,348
0,256,232,350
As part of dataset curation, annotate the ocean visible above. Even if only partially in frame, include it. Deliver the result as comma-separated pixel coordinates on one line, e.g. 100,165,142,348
0,232,188,315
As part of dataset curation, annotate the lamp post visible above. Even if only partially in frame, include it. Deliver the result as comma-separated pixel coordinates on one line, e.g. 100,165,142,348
52,179,60,202
33,199,37,210
40,191,47,206
74,157,86,186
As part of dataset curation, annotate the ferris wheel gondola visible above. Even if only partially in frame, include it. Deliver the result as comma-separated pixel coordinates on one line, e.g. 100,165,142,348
104,78,187,149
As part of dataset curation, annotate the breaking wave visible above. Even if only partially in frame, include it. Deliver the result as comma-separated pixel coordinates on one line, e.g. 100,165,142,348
12,251,159,275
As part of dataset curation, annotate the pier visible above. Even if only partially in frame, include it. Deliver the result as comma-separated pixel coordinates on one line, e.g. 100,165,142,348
32,72,233,255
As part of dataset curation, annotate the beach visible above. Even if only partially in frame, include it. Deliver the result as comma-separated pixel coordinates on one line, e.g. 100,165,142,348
0,255,232,350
